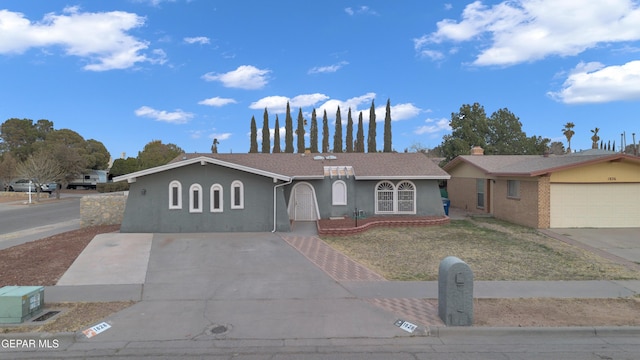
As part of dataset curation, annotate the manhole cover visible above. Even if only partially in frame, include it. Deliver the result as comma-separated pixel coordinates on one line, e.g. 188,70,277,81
206,323,231,336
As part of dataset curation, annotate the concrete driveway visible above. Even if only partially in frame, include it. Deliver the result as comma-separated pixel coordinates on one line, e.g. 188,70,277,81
548,228,640,264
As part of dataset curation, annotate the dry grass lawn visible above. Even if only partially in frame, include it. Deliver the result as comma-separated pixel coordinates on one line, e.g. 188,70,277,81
322,217,639,281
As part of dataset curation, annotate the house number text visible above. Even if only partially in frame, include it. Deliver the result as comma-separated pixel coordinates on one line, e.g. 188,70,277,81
608,177,617,181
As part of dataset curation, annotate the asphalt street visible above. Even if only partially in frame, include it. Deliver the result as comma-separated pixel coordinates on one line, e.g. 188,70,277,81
0,195,81,250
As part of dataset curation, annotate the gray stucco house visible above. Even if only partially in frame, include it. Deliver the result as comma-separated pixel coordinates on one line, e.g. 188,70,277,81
113,152,450,233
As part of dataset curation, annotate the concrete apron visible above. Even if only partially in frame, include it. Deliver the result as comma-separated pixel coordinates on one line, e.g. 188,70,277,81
72,232,411,343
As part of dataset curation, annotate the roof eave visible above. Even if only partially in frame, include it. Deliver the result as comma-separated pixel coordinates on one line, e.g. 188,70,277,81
354,175,451,180
113,156,291,183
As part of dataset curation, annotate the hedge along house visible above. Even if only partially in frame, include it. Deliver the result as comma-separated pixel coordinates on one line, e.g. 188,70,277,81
113,152,451,233
443,147,640,228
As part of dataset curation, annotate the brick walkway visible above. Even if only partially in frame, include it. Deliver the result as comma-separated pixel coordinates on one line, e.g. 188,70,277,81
280,232,445,327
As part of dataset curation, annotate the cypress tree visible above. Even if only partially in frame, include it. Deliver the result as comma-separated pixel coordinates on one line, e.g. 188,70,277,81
322,110,329,153
383,99,392,152
249,116,258,153
310,109,318,153
367,100,376,152
284,102,294,153
272,115,281,153
333,106,343,153
296,108,305,153
356,112,365,152
346,108,354,153
261,108,270,153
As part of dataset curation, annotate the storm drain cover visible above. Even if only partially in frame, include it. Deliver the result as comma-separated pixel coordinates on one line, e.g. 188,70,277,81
33,311,60,322
206,324,231,336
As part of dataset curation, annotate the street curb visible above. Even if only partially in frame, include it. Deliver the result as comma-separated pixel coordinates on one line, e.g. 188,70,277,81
429,325,640,337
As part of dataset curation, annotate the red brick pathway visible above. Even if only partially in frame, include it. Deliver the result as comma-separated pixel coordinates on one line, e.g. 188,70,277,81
280,232,445,327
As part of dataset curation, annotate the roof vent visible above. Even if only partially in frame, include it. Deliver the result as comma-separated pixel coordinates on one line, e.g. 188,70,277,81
313,155,325,160
325,155,337,160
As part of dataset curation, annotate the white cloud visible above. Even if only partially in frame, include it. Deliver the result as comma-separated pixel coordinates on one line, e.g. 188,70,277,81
548,60,640,104
184,36,210,45
134,106,194,124
198,97,237,107
209,132,232,141
316,93,377,119
250,93,329,113
0,8,162,71
415,0,640,66
414,118,451,135
308,61,349,74
344,6,378,16
377,103,422,121
202,65,270,90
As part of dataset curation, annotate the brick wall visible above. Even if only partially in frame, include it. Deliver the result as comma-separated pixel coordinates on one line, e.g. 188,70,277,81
447,177,488,214
492,179,539,228
537,176,551,228
80,192,127,227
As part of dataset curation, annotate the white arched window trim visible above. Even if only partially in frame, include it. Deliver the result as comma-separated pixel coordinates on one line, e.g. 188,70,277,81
332,180,347,206
231,180,244,209
189,183,203,213
169,180,182,210
375,181,395,214
210,184,223,213
374,180,417,214
396,180,416,214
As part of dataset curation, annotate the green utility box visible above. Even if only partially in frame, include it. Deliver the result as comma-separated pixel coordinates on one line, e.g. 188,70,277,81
0,286,45,324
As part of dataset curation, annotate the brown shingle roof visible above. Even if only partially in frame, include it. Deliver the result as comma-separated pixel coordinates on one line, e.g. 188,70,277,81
444,152,640,177
171,152,450,179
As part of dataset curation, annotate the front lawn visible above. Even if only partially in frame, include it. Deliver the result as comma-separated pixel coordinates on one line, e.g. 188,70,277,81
321,218,639,281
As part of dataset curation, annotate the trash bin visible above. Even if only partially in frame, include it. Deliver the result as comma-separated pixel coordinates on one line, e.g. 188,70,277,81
442,198,450,216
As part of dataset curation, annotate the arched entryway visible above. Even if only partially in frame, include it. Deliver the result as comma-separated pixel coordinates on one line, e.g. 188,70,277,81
289,182,319,221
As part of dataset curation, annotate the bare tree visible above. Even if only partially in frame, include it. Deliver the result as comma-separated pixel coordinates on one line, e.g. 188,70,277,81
0,153,18,191
17,151,65,201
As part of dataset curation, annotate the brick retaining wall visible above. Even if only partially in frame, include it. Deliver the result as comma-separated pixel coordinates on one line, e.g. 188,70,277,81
80,191,127,227
317,216,450,236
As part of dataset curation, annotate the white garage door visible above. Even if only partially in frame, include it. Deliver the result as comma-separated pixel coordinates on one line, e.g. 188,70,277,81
550,183,640,228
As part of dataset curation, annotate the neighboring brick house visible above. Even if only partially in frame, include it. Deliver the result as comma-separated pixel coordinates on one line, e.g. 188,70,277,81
113,152,450,233
443,147,640,228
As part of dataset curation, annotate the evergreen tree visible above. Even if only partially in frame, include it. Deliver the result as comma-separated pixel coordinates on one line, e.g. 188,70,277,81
261,108,270,153
333,106,343,153
383,98,392,152
309,109,318,153
356,112,365,152
346,108,353,153
296,108,305,153
322,110,329,153
273,115,281,153
284,102,294,153
249,116,258,153
367,100,377,152
211,138,219,153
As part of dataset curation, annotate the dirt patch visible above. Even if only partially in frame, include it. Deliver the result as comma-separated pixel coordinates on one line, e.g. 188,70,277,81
1,302,134,334
472,298,640,327
0,224,121,287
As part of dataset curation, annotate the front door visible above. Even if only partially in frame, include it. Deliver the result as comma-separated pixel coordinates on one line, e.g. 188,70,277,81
294,183,316,220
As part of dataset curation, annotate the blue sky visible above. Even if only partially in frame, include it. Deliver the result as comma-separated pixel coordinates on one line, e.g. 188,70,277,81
1,0,639,160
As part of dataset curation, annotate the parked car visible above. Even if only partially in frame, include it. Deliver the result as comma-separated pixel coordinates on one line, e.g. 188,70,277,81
8,179,58,194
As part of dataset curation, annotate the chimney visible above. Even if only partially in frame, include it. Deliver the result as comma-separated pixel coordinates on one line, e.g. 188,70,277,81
470,146,484,156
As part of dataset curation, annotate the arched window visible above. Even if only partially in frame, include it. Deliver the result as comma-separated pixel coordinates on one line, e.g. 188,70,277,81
189,183,203,213
210,184,223,212
376,181,395,213
169,180,182,209
396,181,416,214
332,180,347,205
231,180,244,209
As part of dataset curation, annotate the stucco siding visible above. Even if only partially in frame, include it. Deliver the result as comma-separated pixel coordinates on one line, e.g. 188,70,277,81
120,162,290,233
